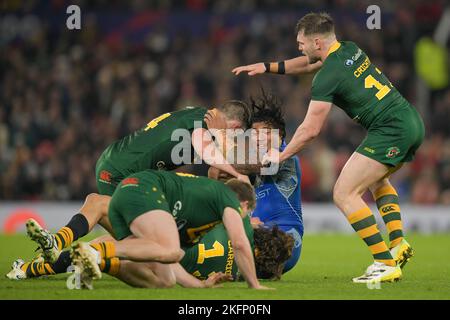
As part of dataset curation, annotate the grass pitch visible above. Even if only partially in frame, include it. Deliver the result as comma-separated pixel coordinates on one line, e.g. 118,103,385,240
1,233,449,300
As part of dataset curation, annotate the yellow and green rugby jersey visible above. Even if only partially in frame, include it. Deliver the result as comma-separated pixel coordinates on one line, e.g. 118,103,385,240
180,217,254,280
100,107,207,177
145,171,243,245
311,41,410,129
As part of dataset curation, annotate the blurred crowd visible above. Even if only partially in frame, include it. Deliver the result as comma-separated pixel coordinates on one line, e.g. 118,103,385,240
1,0,449,203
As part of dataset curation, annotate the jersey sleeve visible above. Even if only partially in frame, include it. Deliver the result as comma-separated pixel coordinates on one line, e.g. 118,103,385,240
311,66,341,103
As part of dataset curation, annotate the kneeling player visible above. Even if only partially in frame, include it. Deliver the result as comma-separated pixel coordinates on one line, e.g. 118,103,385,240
7,221,293,289
10,171,269,290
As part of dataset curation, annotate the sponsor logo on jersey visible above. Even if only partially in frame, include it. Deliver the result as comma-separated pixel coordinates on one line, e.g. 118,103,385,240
345,59,354,66
176,218,187,230
386,147,400,158
352,49,363,61
156,161,166,170
99,170,112,184
256,188,270,199
364,147,375,154
172,200,182,217
381,205,395,214
121,177,139,187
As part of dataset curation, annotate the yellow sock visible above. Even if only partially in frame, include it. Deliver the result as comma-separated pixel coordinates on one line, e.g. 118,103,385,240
90,241,116,259
347,206,396,266
54,227,74,250
373,185,404,248
21,261,55,277
100,258,120,276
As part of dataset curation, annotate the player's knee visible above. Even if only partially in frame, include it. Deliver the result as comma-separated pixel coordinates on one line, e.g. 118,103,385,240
85,193,101,205
332,183,347,206
85,193,110,217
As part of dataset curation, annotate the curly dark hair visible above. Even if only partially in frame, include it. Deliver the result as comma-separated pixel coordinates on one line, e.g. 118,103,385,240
253,226,295,280
249,90,286,140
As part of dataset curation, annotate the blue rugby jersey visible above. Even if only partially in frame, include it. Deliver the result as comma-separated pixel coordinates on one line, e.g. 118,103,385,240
251,142,303,272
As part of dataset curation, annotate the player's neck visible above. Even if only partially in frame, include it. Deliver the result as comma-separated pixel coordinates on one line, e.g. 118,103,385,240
319,37,339,62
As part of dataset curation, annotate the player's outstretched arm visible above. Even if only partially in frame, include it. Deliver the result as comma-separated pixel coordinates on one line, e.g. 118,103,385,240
222,208,272,290
263,100,332,165
232,56,322,76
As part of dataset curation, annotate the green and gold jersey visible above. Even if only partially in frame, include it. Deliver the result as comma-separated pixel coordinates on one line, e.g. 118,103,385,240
140,170,243,245
311,41,410,129
180,217,254,280
100,107,207,177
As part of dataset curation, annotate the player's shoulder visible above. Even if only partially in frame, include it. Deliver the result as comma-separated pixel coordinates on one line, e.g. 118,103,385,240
313,41,364,83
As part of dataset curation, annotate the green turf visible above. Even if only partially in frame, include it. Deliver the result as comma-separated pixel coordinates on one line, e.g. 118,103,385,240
1,233,449,299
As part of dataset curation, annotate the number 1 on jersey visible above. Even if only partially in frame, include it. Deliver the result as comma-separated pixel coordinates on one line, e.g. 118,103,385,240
197,241,225,264
364,75,391,100
364,68,392,100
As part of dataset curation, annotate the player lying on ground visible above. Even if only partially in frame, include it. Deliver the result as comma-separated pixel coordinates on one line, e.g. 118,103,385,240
233,13,425,283
8,220,293,288
14,171,270,289
209,92,304,274
22,101,252,264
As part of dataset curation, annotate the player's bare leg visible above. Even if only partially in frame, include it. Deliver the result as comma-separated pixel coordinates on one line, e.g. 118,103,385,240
71,210,183,287
26,194,112,263
117,261,176,288
333,152,402,283
111,210,184,263
369,176,414,268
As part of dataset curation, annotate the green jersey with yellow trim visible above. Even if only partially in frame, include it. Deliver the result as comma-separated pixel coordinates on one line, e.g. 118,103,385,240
100,107,207,177
148,171,243,245
311,41,410,129
180,217,254,280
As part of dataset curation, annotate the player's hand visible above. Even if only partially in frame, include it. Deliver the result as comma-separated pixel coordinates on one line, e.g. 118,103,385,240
218,171,234,182
250,217,264,229
237,174,251,185
261,148,281,166
232,63,266,76
204,109,227,130
203,272,233,288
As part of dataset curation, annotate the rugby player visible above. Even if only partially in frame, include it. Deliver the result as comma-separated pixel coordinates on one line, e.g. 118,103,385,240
24,102,252,264
7,220,293,288
232,13,425,283
11,171,270,289
209,92,304,274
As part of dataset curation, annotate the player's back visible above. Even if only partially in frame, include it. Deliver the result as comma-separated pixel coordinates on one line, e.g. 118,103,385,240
312,41,411,129
180,218,254,280
100,107,207,177
141,170,243,244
